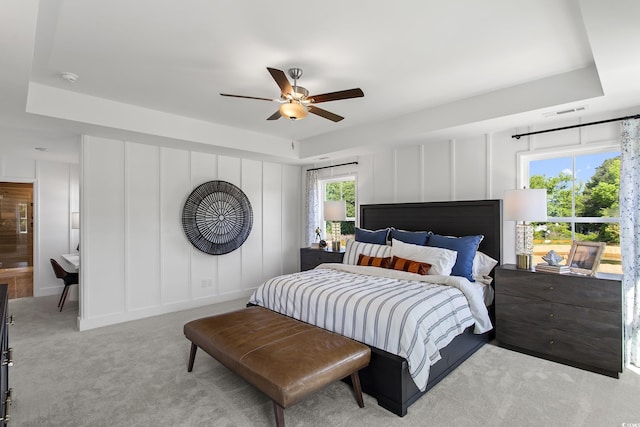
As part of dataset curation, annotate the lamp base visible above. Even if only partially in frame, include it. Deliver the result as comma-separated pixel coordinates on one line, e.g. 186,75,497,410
516,254,532,270
332,240,341,251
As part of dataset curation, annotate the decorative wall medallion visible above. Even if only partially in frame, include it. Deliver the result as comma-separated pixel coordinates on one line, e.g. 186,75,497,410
182,180,253,255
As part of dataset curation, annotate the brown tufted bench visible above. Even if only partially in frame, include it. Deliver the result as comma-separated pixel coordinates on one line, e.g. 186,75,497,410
184,306,371,427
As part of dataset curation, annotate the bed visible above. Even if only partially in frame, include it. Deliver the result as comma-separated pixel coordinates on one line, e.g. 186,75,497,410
250,199,502,416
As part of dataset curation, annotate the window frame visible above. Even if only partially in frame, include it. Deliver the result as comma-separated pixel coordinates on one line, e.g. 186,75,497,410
318,174,357,242
517,141,621,238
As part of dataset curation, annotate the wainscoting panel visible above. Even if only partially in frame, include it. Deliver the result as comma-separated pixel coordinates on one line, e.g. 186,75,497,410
395,145,422,203
82,137,126,317
189,151,219,299
262,162,283,280
217,156,242,295
372,149,395,204
126,143,161,311
159,147,191,305
422,141,452,202
241,159,263,290
455,137,488,200
282,165,301,275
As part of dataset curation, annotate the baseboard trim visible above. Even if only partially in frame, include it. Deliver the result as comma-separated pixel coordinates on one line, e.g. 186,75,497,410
77,289,253,331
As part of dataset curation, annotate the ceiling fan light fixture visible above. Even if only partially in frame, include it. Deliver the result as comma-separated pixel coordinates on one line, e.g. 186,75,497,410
279,101,308,120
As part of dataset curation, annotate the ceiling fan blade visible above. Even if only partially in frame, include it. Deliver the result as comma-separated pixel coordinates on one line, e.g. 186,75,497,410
266,110,281,120
308,105,344,122
308,88,364,104
220,93,275,102
267,67,293,96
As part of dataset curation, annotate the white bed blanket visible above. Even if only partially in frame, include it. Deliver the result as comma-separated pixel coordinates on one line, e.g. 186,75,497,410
248,263,492,391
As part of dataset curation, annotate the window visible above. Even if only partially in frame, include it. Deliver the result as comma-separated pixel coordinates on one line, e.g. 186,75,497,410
320,176,356,242
523,148,621,274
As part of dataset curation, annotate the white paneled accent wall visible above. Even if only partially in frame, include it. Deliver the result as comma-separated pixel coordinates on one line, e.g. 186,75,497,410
79,136,301,330
325,110,629,267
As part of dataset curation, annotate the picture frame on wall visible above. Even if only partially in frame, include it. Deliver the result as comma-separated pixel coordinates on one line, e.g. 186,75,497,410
567,241,606,276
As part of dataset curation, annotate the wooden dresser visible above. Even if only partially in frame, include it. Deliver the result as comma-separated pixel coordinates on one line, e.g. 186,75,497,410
300,247,345,271
0,284,11,426
495,264,623,378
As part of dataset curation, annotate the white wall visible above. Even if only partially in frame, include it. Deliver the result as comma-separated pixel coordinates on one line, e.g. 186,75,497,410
79,136,301,330
0,155,79,297
313,109,634,266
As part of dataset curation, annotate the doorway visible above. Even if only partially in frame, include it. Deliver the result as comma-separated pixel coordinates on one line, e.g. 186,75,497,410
0,182,34,299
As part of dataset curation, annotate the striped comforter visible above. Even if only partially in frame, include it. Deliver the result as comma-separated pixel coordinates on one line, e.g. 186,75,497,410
248,263,492,391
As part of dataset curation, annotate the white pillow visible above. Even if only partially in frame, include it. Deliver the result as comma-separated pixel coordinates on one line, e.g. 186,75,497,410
472,251,498,277
343,239,391,265
390,239,457,276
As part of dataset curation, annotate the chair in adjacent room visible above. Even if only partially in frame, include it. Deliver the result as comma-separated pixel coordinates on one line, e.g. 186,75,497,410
50,258,79,312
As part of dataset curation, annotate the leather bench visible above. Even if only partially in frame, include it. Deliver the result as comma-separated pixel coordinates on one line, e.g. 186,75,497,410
184,306,371,427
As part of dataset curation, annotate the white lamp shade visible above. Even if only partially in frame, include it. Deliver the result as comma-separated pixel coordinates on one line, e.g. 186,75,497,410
503,189,547,222
324,200,346,221
71,212,80,229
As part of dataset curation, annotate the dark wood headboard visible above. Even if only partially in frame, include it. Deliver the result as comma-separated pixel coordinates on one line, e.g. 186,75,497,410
360,200,502,264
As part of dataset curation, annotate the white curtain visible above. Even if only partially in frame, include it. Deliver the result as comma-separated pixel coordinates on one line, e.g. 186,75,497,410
620,118,640,367
304,170,320,247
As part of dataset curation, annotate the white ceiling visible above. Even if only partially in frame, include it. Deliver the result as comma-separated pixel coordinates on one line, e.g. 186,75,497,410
1,0,639,164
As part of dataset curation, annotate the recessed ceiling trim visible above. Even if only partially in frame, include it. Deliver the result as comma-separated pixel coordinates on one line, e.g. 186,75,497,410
25,82,298,160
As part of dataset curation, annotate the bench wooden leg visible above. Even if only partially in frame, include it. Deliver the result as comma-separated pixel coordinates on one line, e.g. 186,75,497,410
187,343,198,372
350,371,364,408
273,401,285,427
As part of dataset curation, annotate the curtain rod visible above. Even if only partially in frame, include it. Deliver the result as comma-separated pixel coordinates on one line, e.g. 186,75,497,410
512,114,640,139
306,161,358,172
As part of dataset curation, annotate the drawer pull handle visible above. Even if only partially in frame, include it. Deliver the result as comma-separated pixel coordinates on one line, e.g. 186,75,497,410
549,313,554,318
2,348,12,367
0,388,11,422
549,286,554,291
549,340,555,345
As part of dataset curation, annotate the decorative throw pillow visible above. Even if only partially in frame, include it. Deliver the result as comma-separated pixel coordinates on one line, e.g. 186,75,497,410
389,256,431,275
472,251,498,277
390,239,457,276
355,227,389,245
389,228,431,245
343,239,392,265
357,254,392,268
427,234,484,281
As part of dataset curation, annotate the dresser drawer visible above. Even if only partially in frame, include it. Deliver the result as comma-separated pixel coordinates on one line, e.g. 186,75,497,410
495,268,621,312
498,319,622,373
496,293,621,338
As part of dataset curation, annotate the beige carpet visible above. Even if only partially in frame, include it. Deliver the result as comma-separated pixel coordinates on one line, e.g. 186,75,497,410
8,295,640,426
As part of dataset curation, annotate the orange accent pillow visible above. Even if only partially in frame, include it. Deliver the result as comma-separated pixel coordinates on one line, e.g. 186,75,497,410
357,254,392,268
389,256,431,275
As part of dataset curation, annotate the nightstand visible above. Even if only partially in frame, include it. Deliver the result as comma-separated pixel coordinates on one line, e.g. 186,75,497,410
300,247,345,271
495,264,623,378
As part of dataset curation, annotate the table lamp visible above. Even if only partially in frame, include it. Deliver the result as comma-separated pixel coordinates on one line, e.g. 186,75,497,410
324,200,346,251
504,188,547,269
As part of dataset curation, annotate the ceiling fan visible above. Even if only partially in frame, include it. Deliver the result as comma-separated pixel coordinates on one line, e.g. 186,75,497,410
220,67,364,122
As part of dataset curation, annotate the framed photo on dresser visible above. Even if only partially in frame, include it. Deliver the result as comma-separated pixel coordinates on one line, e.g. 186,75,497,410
567,241,605,276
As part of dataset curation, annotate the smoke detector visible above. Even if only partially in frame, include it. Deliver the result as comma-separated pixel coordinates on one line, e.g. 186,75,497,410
60,72,79,83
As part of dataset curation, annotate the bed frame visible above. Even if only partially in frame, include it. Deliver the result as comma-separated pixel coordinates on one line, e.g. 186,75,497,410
354,199,502,416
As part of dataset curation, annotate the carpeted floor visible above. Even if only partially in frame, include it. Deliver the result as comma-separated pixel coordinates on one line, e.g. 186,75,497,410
7,295,640,426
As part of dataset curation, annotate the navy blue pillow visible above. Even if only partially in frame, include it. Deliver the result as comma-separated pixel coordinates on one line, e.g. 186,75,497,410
427,234,483,281
355,227,389,245
389,228,431,246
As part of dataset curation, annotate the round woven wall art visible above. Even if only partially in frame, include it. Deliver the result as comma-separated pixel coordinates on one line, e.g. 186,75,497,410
182,180,253,255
